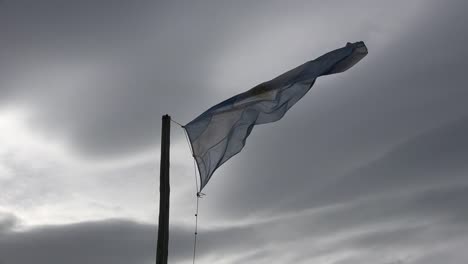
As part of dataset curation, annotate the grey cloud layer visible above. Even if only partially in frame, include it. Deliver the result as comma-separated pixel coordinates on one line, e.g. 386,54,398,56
2,178,468,264
0,0,268,158
0,0,442,159
1,0,468,263
0,218,162,264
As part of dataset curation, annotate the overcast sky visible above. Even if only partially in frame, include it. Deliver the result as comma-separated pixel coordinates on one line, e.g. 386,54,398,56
1,0,468,263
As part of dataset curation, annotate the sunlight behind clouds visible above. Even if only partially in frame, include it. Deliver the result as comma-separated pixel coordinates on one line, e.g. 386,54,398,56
0,108,72,166
1,0,467,263
0,108,196,227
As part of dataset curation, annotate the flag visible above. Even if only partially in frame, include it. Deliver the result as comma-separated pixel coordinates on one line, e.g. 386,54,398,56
185,41,368,191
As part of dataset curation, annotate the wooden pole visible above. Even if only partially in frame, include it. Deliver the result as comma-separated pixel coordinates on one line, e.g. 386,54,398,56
156,114,171,264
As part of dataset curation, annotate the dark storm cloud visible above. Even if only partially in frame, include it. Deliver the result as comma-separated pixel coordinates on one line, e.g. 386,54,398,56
0,0,194,157
0,216,229,263
0,218,163,264
0,0,269,158
289,115,468,210
0,0,441,159
2,182,468,264
0,214,267,264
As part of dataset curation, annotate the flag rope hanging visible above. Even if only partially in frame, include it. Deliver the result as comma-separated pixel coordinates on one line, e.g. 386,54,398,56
170,118,184,128
170,118,203,264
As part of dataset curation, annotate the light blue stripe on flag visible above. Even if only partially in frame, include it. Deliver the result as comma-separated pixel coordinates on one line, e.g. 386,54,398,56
185,41,368,191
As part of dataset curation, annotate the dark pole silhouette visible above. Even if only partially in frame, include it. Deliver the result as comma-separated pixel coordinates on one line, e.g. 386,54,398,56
156,114,170,264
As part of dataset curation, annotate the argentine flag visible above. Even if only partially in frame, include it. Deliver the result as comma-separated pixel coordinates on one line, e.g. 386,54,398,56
185,41,368,191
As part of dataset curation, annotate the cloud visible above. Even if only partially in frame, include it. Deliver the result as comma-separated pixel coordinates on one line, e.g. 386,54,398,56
0,218,160,264
201,113,468,222
295,115,468,209
0,0,436,159
1,0,468,263
0,0,273,158
0,215,267,264
0,212,19,233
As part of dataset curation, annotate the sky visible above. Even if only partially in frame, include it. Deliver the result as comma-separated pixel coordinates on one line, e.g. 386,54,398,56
1,0,468,263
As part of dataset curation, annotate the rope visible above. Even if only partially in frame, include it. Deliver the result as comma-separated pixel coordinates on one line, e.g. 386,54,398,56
170,117,203,264
170,118,184,127
192,191,205,264
193,193,200,264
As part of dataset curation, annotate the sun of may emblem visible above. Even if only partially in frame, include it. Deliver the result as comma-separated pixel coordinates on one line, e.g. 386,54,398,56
248,83,271,96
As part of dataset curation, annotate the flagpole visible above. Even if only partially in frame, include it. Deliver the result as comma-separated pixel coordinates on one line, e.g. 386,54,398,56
156,114,171,264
